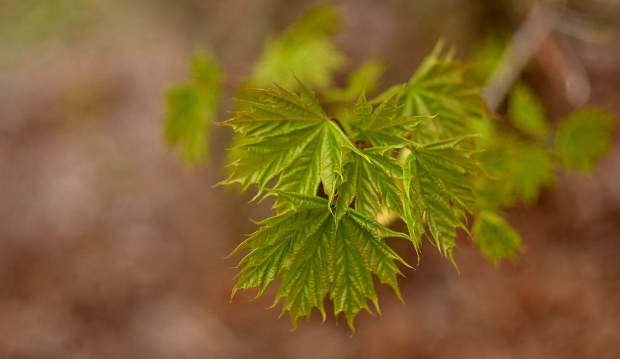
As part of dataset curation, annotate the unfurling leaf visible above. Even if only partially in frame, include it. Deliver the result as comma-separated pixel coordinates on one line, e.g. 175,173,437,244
555,108,616,172
231,191,409,331
164,50,222,166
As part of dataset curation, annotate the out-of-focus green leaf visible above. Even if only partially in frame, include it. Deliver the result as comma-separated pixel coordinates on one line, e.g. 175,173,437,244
249,4,346,89
231,191,409,332
473,210,522,266
470,32,509,82
164,50,222,166
403,137,479,265
555,108,616,172
325,60,385,104
507,82,550,139
478,136,555,207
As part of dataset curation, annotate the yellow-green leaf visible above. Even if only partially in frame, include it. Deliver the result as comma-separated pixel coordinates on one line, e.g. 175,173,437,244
473,210,523,266
220,80,354,205
478,136,555,207
325,60,385,104
348,91,424,147
386,41,488,143
403,139,479,264
336,147,405,223
164,50,222,166
249,4,346,89
231,191,409,331
507,82,550,139
555,108,616,172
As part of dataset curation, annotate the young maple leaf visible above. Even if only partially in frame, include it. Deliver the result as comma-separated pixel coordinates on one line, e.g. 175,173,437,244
403,137,479,265
473,210,523,266
348,91,423,147
335,147,405,223
219,79,357,205
231,191,410,331
249,5,345,90
555,108,616,172
164,50,222,166
376,41,488,143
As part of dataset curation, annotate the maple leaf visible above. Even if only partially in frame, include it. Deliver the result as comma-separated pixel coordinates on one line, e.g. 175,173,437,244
249,5,345,90
403,137,479,264
473,210,523,266
219,79,356,204
325,60,385,104
335,147,405,223
507,82,550,139
164,50,221,166
377,41,487,142
555,108,616,172
348,91,424,147
231,191,410,331
477,135,555,208
470,32,509,82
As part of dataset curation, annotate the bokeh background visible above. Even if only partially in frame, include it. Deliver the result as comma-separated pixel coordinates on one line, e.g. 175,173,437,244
1,0,620,358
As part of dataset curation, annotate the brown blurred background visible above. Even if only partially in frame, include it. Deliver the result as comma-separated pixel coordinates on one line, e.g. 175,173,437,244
1,0,620,358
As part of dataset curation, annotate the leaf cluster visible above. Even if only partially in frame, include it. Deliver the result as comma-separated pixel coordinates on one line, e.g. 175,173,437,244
221,71,488,329
163,4,617,331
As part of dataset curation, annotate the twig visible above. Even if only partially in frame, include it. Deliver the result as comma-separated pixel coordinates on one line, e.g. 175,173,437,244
483,3,557,111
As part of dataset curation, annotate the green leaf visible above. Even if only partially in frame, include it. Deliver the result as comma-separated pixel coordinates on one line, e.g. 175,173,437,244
478,136,555,207
349,91,424,147
335,147,405,223
470,32,509,82
403,139,478,264
249,4,346,89
507,82,550,139
164,50,222,166
473,210,523,266
231,192,409,331
555,108,616,172
220,80,352,204
325,60,385,104
392,41,488,142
